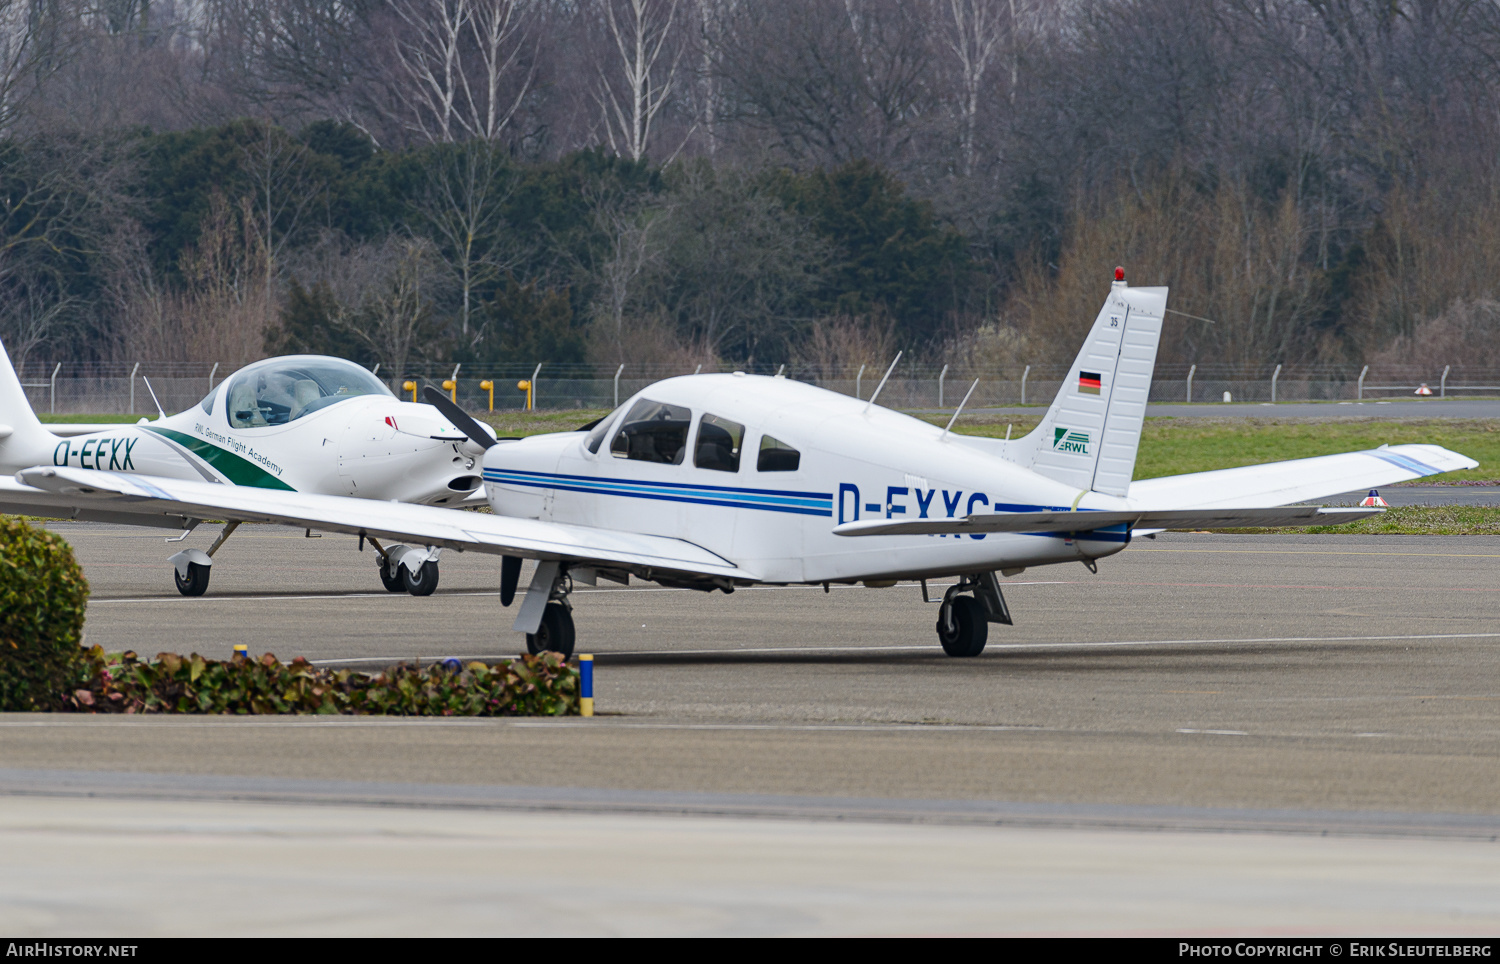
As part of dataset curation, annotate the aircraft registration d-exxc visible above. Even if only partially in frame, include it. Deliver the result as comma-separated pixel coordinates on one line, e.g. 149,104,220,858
0,271,1477,657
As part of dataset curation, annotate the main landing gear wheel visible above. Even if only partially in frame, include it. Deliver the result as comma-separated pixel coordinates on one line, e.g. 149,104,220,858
378,558,404,592
174,561,210,597
526,601,575,658
937,595,987,657
402,560,440,596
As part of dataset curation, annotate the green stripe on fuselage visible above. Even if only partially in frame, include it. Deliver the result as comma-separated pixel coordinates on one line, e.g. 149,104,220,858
142,426,295,491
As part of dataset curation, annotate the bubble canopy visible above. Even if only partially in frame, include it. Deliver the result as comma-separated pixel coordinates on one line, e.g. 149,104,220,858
221,356,393,428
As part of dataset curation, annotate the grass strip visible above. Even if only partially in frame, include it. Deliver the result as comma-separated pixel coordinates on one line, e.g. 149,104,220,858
1204,504,1500,535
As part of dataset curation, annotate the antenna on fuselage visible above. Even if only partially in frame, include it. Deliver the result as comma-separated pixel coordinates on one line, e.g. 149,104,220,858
862,352,903,414
940,378,980,441
141,376,167,420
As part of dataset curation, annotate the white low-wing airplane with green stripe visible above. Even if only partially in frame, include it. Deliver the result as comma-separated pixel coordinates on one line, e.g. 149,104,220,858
0,270,1477,657
0,350,493,596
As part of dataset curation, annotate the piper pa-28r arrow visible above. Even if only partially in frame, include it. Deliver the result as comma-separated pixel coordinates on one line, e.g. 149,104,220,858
0,270,1477,657
0,348,493,596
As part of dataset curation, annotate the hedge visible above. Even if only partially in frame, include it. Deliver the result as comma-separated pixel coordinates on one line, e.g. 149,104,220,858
0,516,90,711
67,648,578,716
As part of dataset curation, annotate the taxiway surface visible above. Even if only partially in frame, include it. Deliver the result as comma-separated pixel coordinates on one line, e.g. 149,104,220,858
4,523,1498,934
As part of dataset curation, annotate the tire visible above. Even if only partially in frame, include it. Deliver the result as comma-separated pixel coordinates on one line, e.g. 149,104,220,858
174,561,210,597
526,602,575,657
936,595,987,657
402,559,440,596
378,558,404,592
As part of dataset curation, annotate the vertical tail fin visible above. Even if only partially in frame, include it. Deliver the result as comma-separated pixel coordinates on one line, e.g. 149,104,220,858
0,338,59,471
1013,277,1167,497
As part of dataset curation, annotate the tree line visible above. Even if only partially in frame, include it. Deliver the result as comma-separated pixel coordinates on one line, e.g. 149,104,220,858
3,0,1500,379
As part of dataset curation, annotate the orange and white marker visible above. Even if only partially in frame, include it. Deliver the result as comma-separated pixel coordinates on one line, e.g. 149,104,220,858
1360,490,1390,507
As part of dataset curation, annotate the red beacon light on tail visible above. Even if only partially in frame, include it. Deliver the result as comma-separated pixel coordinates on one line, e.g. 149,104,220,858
1114,266,1126,283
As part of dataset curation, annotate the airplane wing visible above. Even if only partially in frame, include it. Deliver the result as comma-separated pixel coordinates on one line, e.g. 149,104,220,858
2,467,750,583
835,505,1381,537
837,442,1475,537
1125,443,1477,509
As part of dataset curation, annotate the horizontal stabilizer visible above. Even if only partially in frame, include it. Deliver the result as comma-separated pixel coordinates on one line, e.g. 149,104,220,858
1129,444,1477,509
834,505,1382,537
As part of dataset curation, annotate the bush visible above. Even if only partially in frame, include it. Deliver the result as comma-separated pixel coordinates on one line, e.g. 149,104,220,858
67,648,578,716
0,516,90,711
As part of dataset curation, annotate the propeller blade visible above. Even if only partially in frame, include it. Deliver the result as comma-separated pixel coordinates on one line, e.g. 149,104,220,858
421,386,497,450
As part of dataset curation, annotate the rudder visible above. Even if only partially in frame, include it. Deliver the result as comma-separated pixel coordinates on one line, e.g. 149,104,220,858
0,338,60,471
1014,275,1167,497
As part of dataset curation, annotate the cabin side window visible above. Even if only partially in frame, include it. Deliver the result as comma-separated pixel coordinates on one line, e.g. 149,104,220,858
609,399,693,465
694,414,744,472
583,405,624,454
757,434,801,472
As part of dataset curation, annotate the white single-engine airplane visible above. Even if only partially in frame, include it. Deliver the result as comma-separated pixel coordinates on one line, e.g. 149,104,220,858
0,348,494,596
0,272,1477,656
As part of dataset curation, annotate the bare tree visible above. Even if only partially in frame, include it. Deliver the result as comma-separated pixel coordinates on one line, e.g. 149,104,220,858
594,0,684,161
586,188,667,361
238,121,325,324
0,0,77,136
417,140,520,338
716,0,934,169
386,0,534,144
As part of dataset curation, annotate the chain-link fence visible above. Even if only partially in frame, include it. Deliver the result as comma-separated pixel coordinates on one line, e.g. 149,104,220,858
14,361,1500,415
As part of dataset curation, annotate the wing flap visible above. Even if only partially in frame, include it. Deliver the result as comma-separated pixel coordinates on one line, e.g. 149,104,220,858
8,467,750,581
835,505,1381,537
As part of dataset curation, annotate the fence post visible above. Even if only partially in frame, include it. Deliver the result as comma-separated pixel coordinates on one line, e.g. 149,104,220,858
129,362,140,415
855,363,866,400
530,363,541,410
938,364,948,407
1186,364,1196,403
1021,364,1031,406
1441,364,1450,398
49,362,60,414
614,364,624,407
1357,365,1369,400
1271,363,1282,404
208,362,219,393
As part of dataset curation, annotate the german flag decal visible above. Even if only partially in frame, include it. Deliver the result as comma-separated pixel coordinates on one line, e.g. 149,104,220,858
1078,371,1102,395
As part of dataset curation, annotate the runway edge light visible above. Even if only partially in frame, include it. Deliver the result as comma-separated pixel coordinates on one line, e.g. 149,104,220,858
1360,489,1390,507
579,654,594,717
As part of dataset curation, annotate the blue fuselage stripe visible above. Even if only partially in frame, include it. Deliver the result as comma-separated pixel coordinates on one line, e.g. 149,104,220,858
484,469,833,516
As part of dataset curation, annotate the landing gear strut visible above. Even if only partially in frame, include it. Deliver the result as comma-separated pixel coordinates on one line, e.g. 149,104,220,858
168,521,239,597
515,560,576,657
934,572,1012,658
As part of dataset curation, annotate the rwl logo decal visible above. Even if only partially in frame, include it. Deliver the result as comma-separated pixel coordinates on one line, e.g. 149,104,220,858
1053,428,1090,454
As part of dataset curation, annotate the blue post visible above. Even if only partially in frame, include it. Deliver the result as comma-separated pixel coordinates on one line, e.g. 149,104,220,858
579,654,594,717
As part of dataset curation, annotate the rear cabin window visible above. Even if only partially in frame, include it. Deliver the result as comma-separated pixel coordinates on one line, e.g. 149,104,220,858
757,434,801,472
610,399,693,464
694,414,744,472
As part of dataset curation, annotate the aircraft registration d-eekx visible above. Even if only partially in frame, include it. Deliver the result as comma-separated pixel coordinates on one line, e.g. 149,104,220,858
0,270,1478,657
0,352,492,596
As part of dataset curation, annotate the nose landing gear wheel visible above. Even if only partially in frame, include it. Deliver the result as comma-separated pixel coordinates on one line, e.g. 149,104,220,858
378,559,404,592
937,595,987,657
174,561,211,597
526,601,575,657
402,560,440,596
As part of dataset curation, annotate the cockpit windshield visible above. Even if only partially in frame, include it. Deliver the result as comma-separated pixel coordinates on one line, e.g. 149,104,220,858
226,357,392,429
